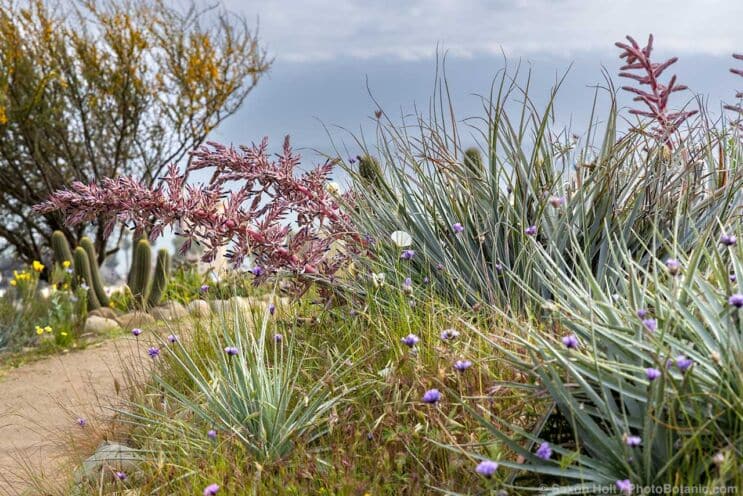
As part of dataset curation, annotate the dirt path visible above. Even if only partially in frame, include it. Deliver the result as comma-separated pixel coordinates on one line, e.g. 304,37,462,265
0,336,147,495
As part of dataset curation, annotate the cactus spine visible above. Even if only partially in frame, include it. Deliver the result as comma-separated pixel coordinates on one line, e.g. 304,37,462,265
129,239,152,308
79,237,109,307
147,249,171,308
73,247,101,310
51,231,73,267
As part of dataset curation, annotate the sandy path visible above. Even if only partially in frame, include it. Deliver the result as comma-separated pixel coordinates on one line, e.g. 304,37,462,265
0,336,147,495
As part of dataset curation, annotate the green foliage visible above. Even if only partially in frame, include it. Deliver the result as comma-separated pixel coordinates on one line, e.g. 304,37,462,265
147,249,171,308
129,238,152,308
51,230,73,267
357,154,385,190
72,247,100,310
79,236,109,307
463,146,484,179
345,70,742,313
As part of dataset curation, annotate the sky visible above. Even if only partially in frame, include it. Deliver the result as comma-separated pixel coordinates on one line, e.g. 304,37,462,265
199,0,743,158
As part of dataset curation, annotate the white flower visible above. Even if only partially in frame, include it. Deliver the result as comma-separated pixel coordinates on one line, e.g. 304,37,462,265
372,272,386,288
390,230,412,247
326,181,341,195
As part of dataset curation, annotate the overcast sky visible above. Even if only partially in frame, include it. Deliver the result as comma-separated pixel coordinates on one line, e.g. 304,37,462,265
194,0,743,156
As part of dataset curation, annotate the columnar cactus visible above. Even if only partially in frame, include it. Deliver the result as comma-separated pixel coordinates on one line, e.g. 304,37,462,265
129,238,152,307
463,147,484,178
51,230,73,267
73,247,101,310
79,236,110,307
147,249,171,308
358,154,385,190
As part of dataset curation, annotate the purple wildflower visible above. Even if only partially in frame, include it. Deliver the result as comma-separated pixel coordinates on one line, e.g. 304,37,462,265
273,333,283,343
435,263,444,271
616,479,633,495
268,303,276,315
453,360,473,372
676,356,693,372
224,346,238,357
730,274,737,282
200,284,210,293
729,293,743,308
422,389,441,404
400,249,415,260
207,429,217,440
423,276,430,284
452,223,464,234
251,266,264,277
536,442,552,460
76,418,86,427
641,318,657,333
115,471,127,481
401,334,420,347
561,334,579,349
402,277,413,293
665,258,681,276
475,460,499,478
625,435,642,447
636,309,648,319
203,484,220,496
167,334,178,344
548,195,566,208
440,328,460,341
494,262,503,272
131,328,142,337
147,347,160,358
720,234,737,246
646,368,662,381
525,225,538,236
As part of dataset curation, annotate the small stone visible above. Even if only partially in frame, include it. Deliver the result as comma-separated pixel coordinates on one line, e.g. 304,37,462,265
149,301,188,321
84,316,121,334
117,311,156,330
187,299,211,317
88,307,119,320
75,442,143,484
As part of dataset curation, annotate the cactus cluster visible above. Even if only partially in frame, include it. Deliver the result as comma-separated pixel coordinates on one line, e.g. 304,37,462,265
51,231,171,311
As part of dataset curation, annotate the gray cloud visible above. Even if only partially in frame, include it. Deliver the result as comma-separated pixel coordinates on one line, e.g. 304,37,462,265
222,0,743,62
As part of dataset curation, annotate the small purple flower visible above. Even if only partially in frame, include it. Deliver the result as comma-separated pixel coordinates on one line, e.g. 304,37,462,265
525,225,538,236
561,334,579,349
400,250,415,260
452,223,464,234
401,334,420,347
453,359,473,372
115,471,127,481
131,328,142,337
435,263,444,271
665,258,681,276
200,284,210,293
251,266,264,277
147,347,160,358
729,293,743,308
76,417,86,427
494,262,503,272
535,441,552,460
616,479,633,495
625,435,642,447
641,318,657,333
168,334,178,343
730,274,737,283
548,195,566,208
268,303,276,315
203,484,220,496
675,356,693,372
636,309,648,319
402,277,413,293
349,157,357,164
423,276,430,284
440,328,460,341
646,368,662,381
273,333,283,343
224,346,239,356
207,429,217,440
475,460,499,478
720,234,737,246
422,389,441,404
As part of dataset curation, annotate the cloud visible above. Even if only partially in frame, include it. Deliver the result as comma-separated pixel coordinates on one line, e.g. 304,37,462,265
222,0,743,62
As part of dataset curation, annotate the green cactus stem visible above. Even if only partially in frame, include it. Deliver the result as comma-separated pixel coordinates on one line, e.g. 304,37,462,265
129,238,152,308
79,236,109,307
147,249,171,308
73,247,101,310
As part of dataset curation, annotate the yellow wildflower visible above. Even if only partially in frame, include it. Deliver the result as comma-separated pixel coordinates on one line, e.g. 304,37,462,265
62,260,71,269
32,260,44,272
60,332,68,337
44,326,53,333
35,326,44,335
9,280,16,286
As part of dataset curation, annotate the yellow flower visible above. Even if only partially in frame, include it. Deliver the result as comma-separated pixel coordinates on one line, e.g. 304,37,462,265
44,326,53,333
35,326,44,335
32,260,44,272
62,260,71,269
60,331,68,337
9,280,16,286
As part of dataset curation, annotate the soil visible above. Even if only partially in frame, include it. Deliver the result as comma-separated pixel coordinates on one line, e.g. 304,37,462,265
0,336,148,495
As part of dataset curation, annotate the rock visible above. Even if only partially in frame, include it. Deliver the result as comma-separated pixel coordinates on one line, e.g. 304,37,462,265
187,299,211,317
149,301,188,321
117,311,156,330
84,315,121,334
88,307,119,320
75,441,143,484
210,297,265,315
